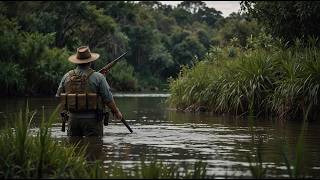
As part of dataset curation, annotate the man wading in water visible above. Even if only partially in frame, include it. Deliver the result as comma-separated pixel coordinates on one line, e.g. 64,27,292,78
56,46,123,137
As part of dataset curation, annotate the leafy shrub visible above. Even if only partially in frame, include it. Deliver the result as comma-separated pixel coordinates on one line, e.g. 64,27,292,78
108,61,138,91
0,17,73,95
0,62,26,95
35,47,73,94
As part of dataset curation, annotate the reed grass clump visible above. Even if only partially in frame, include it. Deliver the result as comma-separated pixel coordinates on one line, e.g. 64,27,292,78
271,44,320,121
168,38,320,121
168,62,213,111
0,105,106,179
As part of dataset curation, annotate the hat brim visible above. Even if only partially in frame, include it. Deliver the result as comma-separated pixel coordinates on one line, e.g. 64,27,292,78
68,53,100,64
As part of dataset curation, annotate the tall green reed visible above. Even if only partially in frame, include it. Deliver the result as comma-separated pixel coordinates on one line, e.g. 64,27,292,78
168,39,320,121
0,103,106,179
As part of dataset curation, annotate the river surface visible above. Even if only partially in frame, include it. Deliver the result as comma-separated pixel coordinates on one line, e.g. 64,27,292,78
1,94,320,178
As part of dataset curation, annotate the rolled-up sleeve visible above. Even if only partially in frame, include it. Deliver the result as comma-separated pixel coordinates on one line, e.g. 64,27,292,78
97,73,113,103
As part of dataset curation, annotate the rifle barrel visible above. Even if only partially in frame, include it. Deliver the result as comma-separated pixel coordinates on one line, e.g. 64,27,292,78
121,118,133,133
98,51,128,73
97,51,132,133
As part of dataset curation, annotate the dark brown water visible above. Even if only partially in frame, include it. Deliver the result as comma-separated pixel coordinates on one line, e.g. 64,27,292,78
1,94,320,178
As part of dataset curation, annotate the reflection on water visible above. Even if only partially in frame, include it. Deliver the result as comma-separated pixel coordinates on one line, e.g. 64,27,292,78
1,95,320,178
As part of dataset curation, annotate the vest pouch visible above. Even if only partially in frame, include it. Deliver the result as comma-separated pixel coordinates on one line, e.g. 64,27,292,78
77,94,87,111
67,94,77,111
59,93,67,109
87,93,98,110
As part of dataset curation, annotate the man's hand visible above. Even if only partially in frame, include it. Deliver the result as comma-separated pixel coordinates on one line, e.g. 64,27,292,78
100,69,109,75
115,110,123,120
106,100,132,133
113,109,123,120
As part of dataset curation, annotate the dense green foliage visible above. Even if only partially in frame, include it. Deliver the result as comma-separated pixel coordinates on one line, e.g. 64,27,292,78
168,1,320,121
241,1,320,44
0,1,255,95
168,36,320,121
0,15,72,95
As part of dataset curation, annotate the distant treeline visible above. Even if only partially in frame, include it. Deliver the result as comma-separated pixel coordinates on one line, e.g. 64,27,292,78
0,1,260,96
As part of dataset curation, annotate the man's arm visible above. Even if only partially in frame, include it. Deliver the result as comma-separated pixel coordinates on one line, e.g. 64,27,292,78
98,73,123,120
106,98,123,120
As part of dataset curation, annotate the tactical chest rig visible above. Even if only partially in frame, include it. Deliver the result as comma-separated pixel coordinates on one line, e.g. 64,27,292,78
59,68,109,132
60,68,102,112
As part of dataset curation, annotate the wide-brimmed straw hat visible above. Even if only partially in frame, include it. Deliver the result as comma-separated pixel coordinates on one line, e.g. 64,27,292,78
68,46,100,64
